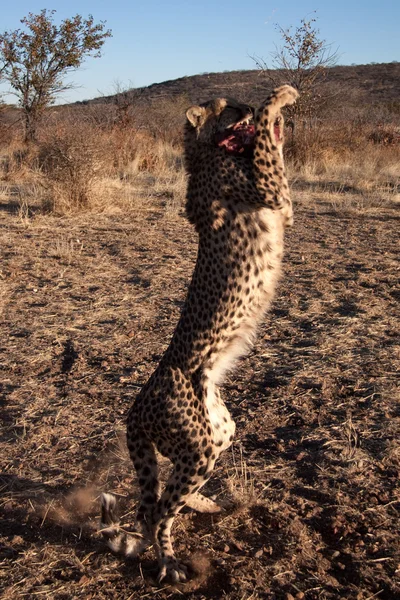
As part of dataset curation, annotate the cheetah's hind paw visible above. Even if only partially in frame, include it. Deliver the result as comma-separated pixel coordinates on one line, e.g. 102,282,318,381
100,493,149,557
158,557,188,583
185,492,221,514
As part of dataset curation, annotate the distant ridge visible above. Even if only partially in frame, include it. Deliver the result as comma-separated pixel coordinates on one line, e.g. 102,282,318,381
80,63,400,107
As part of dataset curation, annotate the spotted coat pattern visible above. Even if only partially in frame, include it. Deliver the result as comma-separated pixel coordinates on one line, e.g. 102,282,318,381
100,85,299,583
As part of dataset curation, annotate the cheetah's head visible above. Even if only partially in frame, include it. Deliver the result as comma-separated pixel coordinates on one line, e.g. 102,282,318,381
185,98,255,157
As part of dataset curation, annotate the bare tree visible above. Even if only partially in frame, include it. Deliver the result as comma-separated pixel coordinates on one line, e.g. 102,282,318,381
0,9,112,142
253,15,338,135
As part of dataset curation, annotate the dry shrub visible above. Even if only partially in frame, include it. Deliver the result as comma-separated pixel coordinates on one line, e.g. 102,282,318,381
103,127,163,176
368,124,400,146
135,95,188,145
107,127,140,174
115,134,187,211
36,114,186,214
286,119,400,197
38,122,108,213
285,120,366,168
127,134,183,175
0,104,20,148
0,123,15,148
0,141,40,182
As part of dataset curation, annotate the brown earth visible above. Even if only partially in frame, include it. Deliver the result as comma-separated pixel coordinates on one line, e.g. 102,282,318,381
0,190,399,599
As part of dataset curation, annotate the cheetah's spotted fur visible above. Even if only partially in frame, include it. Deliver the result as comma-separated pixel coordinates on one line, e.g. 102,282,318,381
100,85,299,582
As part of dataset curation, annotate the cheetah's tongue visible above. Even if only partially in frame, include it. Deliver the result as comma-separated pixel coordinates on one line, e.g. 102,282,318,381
216,124,255,155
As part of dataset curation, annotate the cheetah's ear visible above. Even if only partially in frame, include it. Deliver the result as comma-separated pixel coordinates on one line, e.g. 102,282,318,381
186,106,207,128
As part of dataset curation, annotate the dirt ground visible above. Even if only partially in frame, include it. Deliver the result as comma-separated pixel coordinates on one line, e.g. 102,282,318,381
1,190,399,599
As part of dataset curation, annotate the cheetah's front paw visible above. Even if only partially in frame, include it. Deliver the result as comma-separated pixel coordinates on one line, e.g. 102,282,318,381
158,557,188,583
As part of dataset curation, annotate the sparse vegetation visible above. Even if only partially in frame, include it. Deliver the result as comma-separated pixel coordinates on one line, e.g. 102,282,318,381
253,14,339,132
0,9,111,142
0,64,399,598
38,121,109,213
0,63,398,214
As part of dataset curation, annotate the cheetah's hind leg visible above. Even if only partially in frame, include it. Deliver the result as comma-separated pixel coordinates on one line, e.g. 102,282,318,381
185,492,221,514
153,447,218,583
100,493,149,557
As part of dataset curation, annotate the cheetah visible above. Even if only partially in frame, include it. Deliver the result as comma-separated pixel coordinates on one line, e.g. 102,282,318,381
100,85,299,583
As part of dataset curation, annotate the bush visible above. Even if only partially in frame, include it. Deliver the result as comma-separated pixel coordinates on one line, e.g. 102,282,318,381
38,122,107,212
368,125,400,146
0,143,40,182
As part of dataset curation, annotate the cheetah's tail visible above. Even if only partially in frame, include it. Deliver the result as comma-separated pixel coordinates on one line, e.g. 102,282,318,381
99,493,147,557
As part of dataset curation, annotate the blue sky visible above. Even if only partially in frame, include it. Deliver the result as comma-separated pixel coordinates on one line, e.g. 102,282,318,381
1,1,399,104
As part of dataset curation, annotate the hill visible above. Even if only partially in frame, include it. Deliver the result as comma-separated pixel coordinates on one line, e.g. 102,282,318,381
82,62,400,109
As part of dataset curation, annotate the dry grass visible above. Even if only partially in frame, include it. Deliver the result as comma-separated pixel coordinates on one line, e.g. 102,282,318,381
286,122,400,211
1,105,398,219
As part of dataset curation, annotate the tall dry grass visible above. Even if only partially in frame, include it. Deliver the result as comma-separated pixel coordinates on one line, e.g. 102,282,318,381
0,100,187,214
0,93,398,215
285,120,399,209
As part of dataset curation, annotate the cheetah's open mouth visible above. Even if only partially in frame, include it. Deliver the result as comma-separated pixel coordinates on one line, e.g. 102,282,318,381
216,116,283,156
215,121,255,157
